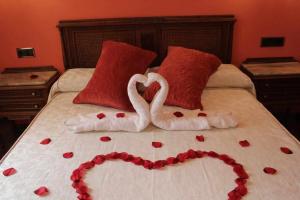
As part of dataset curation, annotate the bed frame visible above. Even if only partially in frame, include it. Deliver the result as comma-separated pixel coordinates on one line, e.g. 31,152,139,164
58,15,236,69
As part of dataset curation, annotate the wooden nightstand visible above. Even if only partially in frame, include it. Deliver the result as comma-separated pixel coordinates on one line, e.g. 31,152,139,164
241,57,300,138
0,66,60,121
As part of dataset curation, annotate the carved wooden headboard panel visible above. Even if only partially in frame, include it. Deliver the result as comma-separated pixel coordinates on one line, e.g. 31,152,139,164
58,15,236,69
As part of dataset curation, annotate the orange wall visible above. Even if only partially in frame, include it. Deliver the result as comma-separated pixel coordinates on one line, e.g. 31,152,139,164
0,0,299,72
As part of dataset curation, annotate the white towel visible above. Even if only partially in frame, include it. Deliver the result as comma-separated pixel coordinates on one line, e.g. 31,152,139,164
65,74,151,133
147,73,238,131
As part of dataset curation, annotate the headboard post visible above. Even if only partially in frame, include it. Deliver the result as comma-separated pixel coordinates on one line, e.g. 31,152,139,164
57,15,236,69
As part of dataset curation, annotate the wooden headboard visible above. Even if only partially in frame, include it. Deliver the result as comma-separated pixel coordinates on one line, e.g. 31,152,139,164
58,15,236,69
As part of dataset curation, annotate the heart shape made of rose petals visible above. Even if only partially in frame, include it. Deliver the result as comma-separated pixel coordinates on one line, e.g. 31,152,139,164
70,149,249,200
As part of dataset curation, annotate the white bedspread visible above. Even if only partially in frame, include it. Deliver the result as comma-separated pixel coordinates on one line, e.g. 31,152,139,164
1,88,299,200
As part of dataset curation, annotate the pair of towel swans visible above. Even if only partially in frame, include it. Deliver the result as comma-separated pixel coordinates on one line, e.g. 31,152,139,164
65,73,238,133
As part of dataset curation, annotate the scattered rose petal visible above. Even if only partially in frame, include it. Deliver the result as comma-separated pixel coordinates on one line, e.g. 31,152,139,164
196,135,205,142
239,140,250,147
143,160,153,169
236,184,248,196
173,111,184,117
34,186,49,196
177,152,189,162
2,168,17,176
40,138,51,145
235,178,247,185
153,160,166,169
280,147,293,154
93,155,105,165
208,151,219,158
187,149,197,158
166,157,178,165
196,150,205,158
133,157,144,166
197,112,207,117
79,161,95,170
96,113,106,119
263,167,277,175
63,152,74,159
152,141,163,148
100,136,111,142
116,113,125,118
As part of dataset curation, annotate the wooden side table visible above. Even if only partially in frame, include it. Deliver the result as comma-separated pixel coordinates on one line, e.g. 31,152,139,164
0,66,60,121
241,57,300,139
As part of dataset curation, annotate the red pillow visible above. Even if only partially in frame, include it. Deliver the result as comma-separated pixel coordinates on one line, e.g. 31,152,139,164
144,46,221,110
73,40,156,111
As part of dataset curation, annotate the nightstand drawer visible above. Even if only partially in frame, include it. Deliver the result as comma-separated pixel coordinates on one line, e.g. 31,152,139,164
0,100,45,112
257,77,300,89
0,89,45,99
256,91,284,102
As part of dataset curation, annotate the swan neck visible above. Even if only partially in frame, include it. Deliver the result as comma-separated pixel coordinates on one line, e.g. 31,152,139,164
150,77,169,116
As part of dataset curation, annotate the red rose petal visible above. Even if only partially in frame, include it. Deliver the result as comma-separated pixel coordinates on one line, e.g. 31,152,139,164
93,155,106,165
196,150,205,158
166,157,178,165
143,160,153,170
197,112,207,117
76,185,88,194
264,167,277,174
177,152,189,162
173,111,184,117
152,141,163,148
120,152,129,160
105,152,120,160
187,149,197,159
63,152,74,159
133,157,144,166
40,138,51,145
79,161,95,170
100,136,111,142
96,113,106,119
34,186,49,196
196,135,205,142
153,160,166,169
236,185,248,196
239,140,250,147
116,113,125,118
2,167,17,176
280,147,293,154
208,151,219,158
71,169,83,182
235,178,247,185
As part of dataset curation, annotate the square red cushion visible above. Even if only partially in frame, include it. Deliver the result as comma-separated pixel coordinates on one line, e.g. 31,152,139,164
73,40,156,111
143,46,221,110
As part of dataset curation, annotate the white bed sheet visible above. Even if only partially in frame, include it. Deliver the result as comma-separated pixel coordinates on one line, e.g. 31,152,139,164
1,88,299,200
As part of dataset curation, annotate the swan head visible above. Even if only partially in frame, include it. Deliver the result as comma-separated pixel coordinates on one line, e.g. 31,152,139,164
146,72,168,87
128,73,168,89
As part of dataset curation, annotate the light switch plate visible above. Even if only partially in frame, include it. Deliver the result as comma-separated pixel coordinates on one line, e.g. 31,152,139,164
16,48,35,58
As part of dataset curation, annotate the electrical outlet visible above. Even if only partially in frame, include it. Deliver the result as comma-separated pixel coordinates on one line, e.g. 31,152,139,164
261,37,285,47
16,48,35,58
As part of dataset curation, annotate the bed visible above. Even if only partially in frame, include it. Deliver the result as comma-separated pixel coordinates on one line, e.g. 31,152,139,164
1,16,299,200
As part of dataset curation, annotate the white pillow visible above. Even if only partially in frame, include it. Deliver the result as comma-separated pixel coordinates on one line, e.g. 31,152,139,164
48,64,255,102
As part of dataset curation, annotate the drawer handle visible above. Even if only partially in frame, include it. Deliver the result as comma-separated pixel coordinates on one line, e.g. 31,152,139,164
31,92,36,96
34,104,39,108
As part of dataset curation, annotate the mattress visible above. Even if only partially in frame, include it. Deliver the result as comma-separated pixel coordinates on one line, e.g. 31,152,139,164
1,87,299,200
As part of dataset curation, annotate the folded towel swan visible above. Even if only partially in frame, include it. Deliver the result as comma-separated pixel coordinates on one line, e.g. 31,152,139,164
147,73,238,131
65,74,152,132
65,73,238,133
